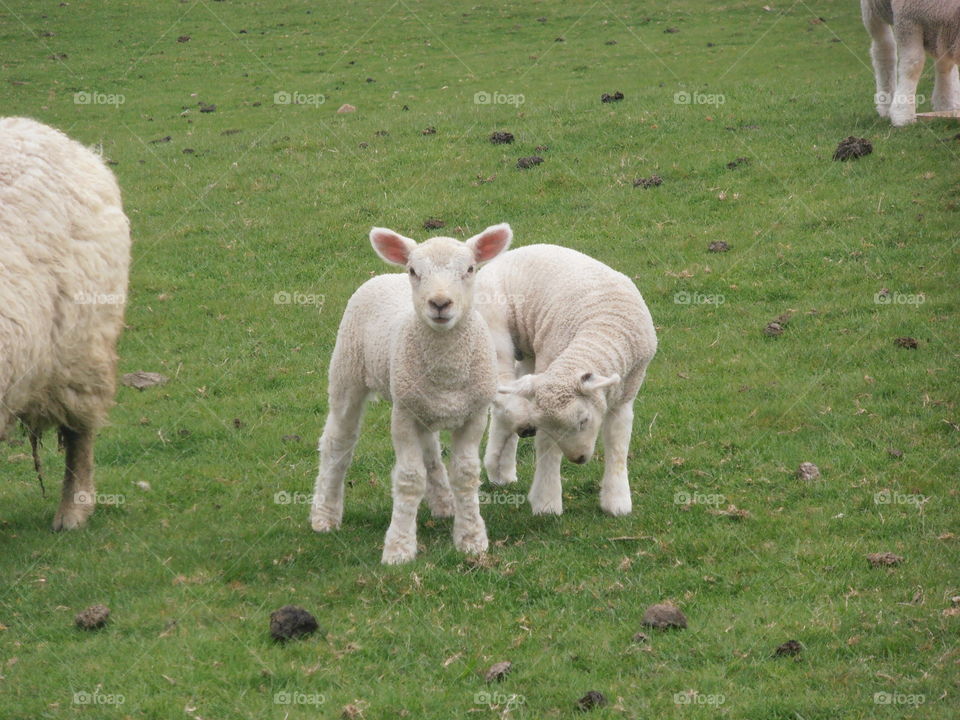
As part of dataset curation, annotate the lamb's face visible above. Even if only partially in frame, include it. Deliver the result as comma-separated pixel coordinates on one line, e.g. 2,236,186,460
369,224,513,332
406,238,477,331
496,371,621,464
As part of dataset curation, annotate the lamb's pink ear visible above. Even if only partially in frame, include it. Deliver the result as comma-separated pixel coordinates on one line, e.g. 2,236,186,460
370,228,417,267
466,223,512,264
497,373,536,399
578,372,621,394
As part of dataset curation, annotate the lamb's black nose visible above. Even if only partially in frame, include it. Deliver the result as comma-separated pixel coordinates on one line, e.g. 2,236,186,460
574,454,587,464
429,298,452,312
517,425,536,438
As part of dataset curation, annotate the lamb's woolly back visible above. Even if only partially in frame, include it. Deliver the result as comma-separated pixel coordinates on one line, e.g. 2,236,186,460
478,243,656,407
0,116,130,436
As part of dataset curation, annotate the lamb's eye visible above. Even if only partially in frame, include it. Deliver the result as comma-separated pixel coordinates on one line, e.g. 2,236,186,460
578,418,588,431
467,265,475,274
408,267,418,278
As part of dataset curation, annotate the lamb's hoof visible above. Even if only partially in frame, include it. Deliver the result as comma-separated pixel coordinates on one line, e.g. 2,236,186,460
600,492,633,516
487,470,517,487
52,505,93,531
454,525,489,555
529,496,563,516
427,492,456,519
876,104,891,118
381,543,417,565
309,508,341,533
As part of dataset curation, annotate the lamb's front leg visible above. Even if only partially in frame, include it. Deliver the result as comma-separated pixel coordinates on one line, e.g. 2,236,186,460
599,401,635,516
423,431,454,519
449,412,489,555
528,430,564,515
382,410,429,564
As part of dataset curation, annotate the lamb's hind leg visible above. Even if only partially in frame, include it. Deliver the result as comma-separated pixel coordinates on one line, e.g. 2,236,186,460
862,1,897,117
423,432,455,519
53,426,96,531
310,385,367,532
932,57,960,112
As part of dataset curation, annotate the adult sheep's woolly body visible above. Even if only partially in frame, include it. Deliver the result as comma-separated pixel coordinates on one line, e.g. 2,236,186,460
327,273,497,429
862,0,960,125
0,116,130,528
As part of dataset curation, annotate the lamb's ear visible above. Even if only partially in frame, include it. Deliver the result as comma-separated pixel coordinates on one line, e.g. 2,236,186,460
578,371,621,394
497,373,536,399
466,223,512,264
370,228,417,267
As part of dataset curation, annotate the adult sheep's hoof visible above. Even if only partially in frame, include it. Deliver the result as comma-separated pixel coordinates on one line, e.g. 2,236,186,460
52,502,94,531
889,105,916,126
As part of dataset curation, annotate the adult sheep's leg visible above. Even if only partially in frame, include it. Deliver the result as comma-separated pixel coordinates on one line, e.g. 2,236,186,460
310,385,367,532
382,409,430,564
599,401,634,516
862,2,897,117
53,426,96,531
528,430,564,515
889,24,925,126
449,411,489,555
423,432,455,519
932,58,960,112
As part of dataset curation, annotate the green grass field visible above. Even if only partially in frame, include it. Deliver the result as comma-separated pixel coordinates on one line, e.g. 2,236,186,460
1,1,958,718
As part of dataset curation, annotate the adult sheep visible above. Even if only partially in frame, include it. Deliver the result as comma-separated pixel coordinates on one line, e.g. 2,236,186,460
310,224,512,564
0,117,130,529
862,0,960,125
476,244,656,516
